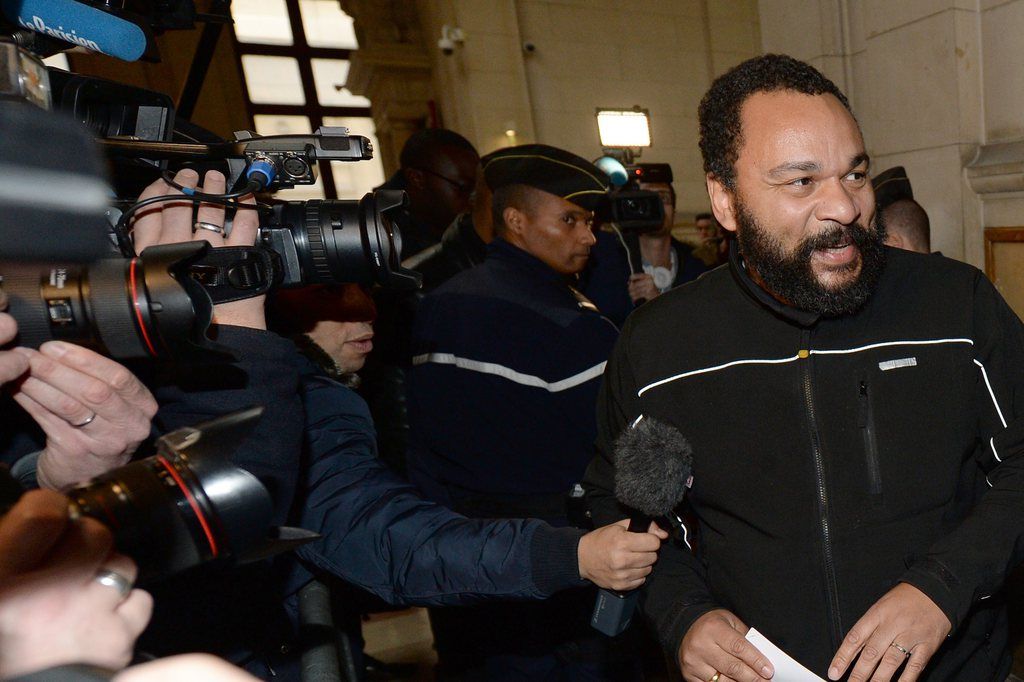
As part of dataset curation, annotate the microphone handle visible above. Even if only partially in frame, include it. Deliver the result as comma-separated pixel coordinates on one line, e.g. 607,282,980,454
627,516,648,533
591,514,650,637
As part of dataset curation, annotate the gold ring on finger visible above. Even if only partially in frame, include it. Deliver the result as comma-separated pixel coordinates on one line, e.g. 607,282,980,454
709,673,721,682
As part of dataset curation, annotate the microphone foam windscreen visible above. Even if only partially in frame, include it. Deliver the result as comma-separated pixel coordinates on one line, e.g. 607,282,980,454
614,417,693,518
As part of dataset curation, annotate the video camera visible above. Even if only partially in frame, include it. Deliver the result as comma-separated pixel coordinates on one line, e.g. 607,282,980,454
0,33,420,361
594,161,669,234
606,162,671,233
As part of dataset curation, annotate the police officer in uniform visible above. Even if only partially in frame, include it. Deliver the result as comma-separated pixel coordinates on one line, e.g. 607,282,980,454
872,165,931,253
407,145,631,680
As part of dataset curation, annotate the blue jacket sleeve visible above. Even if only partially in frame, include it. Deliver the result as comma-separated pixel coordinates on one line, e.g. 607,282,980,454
293,373,586,605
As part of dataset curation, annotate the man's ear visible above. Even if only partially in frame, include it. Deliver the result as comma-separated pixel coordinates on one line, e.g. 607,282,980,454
885,231,905,249
503,206,525,237
707,174,738,234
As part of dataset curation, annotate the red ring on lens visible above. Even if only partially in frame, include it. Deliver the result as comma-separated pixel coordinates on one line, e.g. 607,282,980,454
155,455,219,558
129,259,159,357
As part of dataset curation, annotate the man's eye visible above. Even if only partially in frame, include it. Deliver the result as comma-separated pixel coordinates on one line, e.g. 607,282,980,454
562,215,575,224
790,177,812,187
847,171,868,182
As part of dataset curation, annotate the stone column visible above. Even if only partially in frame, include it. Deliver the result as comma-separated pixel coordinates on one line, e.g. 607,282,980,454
340,0,436,177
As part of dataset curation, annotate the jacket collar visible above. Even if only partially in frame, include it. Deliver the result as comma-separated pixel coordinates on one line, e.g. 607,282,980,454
728,239,820,327
487,238,571,286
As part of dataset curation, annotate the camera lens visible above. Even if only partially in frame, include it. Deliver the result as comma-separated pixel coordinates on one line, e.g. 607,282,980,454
624,198,650,217
2,259,160,358
1,243,216,360
65,408,277,584
266,189,420,290
66,450,272,583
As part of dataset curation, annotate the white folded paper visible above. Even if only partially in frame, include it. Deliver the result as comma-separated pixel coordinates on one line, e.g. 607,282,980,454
745,627,825,681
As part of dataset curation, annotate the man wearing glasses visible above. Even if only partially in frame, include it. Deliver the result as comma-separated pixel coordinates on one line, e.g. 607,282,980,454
377,128,479,258
364,128,479,473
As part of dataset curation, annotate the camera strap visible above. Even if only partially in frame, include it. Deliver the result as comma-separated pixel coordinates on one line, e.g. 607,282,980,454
187,246,279,304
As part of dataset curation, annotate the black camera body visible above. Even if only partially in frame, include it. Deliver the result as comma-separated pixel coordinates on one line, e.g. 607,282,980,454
601,190,665,234
0,47,420,361
597,162,673,235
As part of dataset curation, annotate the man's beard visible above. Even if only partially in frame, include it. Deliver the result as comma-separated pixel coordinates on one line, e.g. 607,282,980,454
735,201,888,317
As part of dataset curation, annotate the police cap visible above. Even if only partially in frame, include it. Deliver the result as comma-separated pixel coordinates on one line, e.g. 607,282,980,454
872,166,914,209
483,144,610,212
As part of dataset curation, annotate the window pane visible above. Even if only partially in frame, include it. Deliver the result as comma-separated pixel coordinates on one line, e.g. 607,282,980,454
232,0,293,45
299,0,358,49
241,55,305,105
253,115,312,136
323,116,384,195
311,59,370,107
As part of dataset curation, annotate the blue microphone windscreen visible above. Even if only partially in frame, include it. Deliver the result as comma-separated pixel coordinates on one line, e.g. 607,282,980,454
594,156,629,187
2,0,148,62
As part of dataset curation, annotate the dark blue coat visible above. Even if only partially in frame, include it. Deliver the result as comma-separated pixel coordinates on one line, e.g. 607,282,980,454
289,365,585,605
407,238,619,515
143,327,584,679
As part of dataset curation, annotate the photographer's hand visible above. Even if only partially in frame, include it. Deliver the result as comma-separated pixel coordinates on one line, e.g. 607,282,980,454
0,489,152,678
628,273,660,305
10,342,157,490
132,169,265,330
0,290,29,385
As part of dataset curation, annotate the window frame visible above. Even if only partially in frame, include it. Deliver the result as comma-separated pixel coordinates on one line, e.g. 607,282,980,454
231,0,372,199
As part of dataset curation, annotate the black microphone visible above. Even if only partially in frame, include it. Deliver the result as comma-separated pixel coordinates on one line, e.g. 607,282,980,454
591,416,693,637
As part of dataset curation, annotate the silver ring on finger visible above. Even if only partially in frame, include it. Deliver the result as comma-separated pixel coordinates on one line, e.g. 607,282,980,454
94,568,134,600
69,411,97,428
889,641,911,657
194,221,225,235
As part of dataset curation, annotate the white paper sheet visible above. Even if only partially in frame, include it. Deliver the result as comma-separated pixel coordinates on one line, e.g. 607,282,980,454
744,627,825,681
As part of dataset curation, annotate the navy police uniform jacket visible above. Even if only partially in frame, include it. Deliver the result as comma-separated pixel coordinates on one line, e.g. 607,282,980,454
407,238,619,520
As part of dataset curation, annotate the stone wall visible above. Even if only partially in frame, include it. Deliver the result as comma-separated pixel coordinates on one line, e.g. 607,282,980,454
413,0,762,219
760,0,1024,268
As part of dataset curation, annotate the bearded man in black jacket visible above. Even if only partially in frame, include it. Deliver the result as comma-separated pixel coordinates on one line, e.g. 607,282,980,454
583,54,1024,682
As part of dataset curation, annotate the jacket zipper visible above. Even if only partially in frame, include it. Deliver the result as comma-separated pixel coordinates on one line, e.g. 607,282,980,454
800,330,843,647
858,378,883,497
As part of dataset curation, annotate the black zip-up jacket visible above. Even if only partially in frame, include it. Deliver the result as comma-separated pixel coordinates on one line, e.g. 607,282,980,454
583,245,1024,679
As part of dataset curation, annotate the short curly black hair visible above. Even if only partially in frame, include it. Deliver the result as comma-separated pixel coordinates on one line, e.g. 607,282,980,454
698,54,852,189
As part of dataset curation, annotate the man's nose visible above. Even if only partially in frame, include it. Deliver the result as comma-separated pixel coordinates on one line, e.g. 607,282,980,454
815,178,861,226
581,225,597,246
